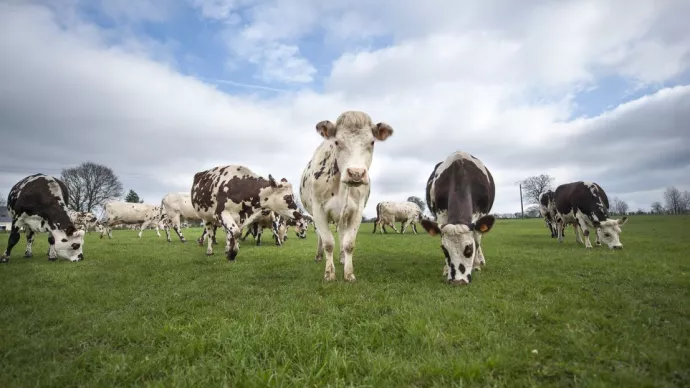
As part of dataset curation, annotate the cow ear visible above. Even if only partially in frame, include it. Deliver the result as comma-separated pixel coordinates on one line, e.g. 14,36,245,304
372,122,394,141
280,178,288,183
65,225,76,236
316,120,336,139
421,219,442,236
618,216,628,226
474,215,496,234
268,174,278,188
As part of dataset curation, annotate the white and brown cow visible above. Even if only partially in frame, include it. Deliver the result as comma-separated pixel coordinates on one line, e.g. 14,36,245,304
1,174,85,263
100,202,165,239
421,151,496,285
554,181,628,249
277,215,309,241
67,210,98,233
300,110,394,282
160,192,203,243
240,210,282,246
372,201,423,234
191,165,301,260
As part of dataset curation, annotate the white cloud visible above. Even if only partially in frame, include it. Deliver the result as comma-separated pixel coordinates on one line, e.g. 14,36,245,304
1,0,689,219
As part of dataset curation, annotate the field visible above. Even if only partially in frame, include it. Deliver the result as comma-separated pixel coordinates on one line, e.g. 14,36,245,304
1,215,689,387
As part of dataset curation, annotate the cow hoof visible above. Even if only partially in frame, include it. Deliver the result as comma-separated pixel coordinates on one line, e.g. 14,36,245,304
345,273,356,282
227,250,238,261
324,272,336,282
24,252,33,258
314,256,323,262
0,255,9,263
181,240,187,243
473,266,482,272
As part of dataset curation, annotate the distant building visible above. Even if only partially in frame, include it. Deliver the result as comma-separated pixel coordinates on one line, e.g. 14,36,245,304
0,216,12,231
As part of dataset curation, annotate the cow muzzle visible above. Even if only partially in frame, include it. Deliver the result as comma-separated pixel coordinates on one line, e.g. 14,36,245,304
343,168,368,186
448,278,469,286
612,245,623,250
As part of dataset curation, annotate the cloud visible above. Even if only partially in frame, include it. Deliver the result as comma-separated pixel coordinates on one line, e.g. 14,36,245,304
1,0,689,219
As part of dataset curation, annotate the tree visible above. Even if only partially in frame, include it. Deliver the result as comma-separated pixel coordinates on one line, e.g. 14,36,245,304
682,191,690,214
0,192,6,209
520,174,555,205
60,162,124,212
407,196,426,213
525,205,540,218
125,189,143,203
611,197,629,216
664,186,684,214
650,201,664,214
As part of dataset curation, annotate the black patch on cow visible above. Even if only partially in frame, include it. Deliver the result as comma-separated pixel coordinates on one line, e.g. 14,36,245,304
6,174,76,234
554,181,610,225
426,155,495,225
583,229,590,237
458,263,466,274
463,244,473,258
467,273,472,283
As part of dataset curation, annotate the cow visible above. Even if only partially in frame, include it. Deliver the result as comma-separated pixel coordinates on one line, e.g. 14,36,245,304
240,210,282,246
1,174,85,263
540,190,580,241
160,192,204,243
553,181,628,249
300,110,394,282
420,151,496,285
278,216,309,240
99,202,165,239
372,201,423,234
191,165,301,260
67,210,98,233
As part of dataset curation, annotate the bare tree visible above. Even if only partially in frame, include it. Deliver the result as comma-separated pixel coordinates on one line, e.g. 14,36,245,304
407,196,426,213
60,162,124,212
682,191,690,214
611,197,629,216
0,192,6,209
650,201,664,214
520,174,555,205
664,186,684,214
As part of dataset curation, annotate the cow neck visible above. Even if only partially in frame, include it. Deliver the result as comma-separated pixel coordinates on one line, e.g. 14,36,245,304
446,161,473,226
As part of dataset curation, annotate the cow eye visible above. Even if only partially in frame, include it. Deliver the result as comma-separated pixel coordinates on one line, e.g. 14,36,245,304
334,141,339,146
604,233,611,237
61,238,68,242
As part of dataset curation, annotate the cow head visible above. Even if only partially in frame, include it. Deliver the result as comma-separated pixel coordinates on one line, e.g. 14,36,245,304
315,111,393,187
596,217,628,249
52,225,86,261
421,215,495,285
261,175,303,221
294,218,308,238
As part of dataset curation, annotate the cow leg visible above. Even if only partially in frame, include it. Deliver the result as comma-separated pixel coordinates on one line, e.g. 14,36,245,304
340,208,364,282
256,225,263,246
315,233,324,262
271,220,282,246
173,223,186,243
212,225,219,245
388,222,400,234
137,222,149,238
595,231,602,246
240,225,254,241
556,218,564,243
47,235,58,261
313,209,336,281
24,230,35,258
401,219,412,234
472,232,486,271
164,223,172,242
573,223,584,244
372,219,378,233
203,222,215,255
411,222,418,235
1,224,22,263
576,215,593,248
197,228,207,245
219,212,240,261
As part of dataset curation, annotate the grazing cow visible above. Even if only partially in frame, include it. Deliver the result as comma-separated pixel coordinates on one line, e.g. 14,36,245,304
191,165,301,260
240,210,282,246
421,151,496,285
372,201,423,234
539,191,559,238
278,216,309,240
300,110,394,282
100,202,165,239
553,181,628,249
160,192,203,243
1,174,85,263
67,210,98,233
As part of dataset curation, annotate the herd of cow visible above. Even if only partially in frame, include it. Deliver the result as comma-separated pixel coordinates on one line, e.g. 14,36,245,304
1,111,630,285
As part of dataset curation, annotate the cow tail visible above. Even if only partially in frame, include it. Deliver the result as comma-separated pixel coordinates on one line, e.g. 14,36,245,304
373,202,382,233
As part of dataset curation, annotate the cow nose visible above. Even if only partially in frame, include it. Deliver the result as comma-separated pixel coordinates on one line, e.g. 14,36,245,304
71,243,81,250
346,168,367,182
613,245,623,250
449,279,468,286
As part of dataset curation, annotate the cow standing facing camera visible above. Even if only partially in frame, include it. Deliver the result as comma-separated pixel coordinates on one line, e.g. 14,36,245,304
1,174,86,263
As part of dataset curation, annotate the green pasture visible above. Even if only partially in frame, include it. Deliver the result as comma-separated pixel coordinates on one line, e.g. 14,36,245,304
1,215,689,387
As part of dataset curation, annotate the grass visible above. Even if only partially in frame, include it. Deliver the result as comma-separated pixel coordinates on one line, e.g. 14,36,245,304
1,215,689,387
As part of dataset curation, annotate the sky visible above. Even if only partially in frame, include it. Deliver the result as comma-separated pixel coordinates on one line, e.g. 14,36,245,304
1,0,689,218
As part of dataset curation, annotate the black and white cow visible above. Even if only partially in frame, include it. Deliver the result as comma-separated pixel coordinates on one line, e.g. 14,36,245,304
553,181,628,249
240,210,282,246
539,191,559,238
278,215,309,240
1,174,85,263
191,165,301,260
421,151,496,285
300,110,394,282
372,201,423,234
